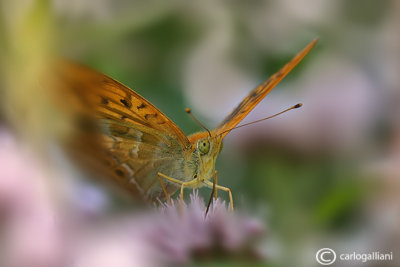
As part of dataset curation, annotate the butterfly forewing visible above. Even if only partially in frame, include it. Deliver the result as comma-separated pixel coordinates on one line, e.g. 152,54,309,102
59,61,190,147
214,39,318,138
50,61,190,200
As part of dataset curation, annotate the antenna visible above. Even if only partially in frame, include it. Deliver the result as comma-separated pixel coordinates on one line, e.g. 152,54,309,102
186,108,212,137
218,103,303,136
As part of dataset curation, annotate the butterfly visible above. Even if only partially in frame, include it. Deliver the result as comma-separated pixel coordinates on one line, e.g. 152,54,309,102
48,39,317,210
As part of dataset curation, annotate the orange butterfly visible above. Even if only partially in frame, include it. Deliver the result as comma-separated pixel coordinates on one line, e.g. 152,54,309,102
49,39,317,210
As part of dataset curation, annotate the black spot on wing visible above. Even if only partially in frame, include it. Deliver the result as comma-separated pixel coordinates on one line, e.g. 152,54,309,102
101,97,109,105
115,169,125,177
120,98,132,108
144,113,158,120
249,90,259,99
275,71,283,79
137,103,146,110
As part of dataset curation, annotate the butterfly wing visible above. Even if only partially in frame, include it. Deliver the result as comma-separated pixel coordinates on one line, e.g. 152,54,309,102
58,61,190,148
50,61,190,201
98,119,187,200
214,39,318,138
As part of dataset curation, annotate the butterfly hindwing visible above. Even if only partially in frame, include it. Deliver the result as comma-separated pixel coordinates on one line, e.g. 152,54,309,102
101,119,185,199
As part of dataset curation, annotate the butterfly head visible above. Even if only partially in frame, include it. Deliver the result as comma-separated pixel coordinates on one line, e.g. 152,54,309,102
187,131,223,182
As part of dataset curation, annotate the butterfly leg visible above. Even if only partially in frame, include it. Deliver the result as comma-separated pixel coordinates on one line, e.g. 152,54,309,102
157,173,171,205
213,171,218,200
179,179,198,202
204,180,234,211
157,172,198,203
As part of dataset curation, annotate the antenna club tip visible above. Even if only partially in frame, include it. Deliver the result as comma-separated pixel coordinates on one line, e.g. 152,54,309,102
294,103,303,108
185,108,191,113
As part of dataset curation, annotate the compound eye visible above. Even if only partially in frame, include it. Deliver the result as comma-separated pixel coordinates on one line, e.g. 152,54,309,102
198,139,210,154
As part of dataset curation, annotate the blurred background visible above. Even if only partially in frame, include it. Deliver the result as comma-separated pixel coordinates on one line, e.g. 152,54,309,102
0,0,399,266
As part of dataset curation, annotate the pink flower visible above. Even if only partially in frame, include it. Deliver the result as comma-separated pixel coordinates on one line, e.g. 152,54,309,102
135,192,265,265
